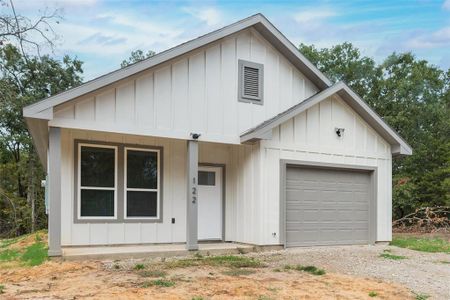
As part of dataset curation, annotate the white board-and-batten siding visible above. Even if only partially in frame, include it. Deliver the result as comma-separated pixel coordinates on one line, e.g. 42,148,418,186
260,95,393,243
60,129,264,246
50,28,318,144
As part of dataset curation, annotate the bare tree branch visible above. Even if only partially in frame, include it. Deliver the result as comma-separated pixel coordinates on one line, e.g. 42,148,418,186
0,0,61,58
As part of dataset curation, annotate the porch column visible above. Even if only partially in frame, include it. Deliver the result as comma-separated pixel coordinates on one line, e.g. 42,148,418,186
48,127,62,256
186,139,199,250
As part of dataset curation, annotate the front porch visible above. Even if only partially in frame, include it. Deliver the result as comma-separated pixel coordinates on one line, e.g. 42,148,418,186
47,128,264,256
61,242,256,260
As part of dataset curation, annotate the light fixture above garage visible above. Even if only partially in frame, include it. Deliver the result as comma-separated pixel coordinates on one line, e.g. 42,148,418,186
335,127,345,137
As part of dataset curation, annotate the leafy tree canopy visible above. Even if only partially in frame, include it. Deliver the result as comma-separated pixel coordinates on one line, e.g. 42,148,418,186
120,49,156,68
0,44,83,236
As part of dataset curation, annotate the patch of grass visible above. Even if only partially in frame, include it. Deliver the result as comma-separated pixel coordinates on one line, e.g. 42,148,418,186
296,265,326,275
414,293,430,300
391,236,450,253
0,237,19,248
272,268,282,272
0,284,4,294
134,263,145,270
267,287,280,293
191,297,204,300
165,255,262,269
20,242,48,266
379,253,407,260
0,249,20,261
222,268,256,276
439,260,450,264
258,296,274,300
369,291,378,297
142,279,175,288
35,233,43,242
138,269,167,278
206,255,262,268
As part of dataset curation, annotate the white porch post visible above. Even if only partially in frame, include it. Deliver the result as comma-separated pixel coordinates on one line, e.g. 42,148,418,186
186,140,199,250
48,127,62,256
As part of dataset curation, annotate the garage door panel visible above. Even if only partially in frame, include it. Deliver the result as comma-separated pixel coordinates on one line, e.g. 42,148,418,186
285,166,372,247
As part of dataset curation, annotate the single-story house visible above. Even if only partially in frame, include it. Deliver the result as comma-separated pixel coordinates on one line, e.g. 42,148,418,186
23,13,412,256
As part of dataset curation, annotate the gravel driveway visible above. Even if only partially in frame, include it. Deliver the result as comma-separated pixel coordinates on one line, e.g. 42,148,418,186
254,244,450,299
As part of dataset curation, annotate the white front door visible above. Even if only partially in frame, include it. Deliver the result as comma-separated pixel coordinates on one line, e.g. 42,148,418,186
198,166,222,240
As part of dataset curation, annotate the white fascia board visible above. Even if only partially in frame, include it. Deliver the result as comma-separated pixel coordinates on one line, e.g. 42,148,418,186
23,13,332,119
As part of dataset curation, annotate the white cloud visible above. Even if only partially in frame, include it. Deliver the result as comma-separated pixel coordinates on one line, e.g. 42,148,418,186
443,0,450,11
405,27,450,49
294,8,337,24
183,7,223,26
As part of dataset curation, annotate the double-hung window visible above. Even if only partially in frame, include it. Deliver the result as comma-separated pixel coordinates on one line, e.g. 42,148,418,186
76,142,161,222
124,147,160,219
78,144,117,219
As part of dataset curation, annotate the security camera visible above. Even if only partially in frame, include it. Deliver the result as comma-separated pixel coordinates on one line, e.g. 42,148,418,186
335,127,345,137
190,133,201,140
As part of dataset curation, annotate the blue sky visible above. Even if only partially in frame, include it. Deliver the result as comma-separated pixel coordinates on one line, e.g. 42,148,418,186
14,0,450,80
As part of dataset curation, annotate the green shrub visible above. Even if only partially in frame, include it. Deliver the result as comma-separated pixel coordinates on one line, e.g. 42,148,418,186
134,264,145,270
369,291,378,297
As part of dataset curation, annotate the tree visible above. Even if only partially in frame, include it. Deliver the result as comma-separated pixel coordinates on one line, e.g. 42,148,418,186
299,42,381,102
121,49,156,68
299,43,450,219
0,0,61,57
0,44,83,236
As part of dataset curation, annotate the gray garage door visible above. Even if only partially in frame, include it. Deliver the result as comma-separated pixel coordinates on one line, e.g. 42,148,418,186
285,166,372,247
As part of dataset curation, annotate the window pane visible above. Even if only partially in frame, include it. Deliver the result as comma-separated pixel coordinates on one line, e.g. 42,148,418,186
198,171,215,186
127,150,158,189
127,191,157,217
80,189,114,217
80,146,115,187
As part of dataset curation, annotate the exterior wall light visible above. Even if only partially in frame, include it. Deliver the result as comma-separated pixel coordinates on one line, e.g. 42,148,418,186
190,133,201,140
335,127,345,137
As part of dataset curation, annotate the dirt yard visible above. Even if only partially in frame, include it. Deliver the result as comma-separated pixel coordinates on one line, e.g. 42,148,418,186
0,257,413,300
1,233,449,299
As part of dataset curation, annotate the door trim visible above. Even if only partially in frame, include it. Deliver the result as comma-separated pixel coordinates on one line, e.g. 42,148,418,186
199,163,226,242
279,160,378,248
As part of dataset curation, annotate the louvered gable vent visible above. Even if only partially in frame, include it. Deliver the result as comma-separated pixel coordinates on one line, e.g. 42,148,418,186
238,60,264,104
243,66,260,98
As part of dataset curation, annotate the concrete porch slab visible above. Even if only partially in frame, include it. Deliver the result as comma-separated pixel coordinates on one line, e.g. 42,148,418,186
62,242,280,260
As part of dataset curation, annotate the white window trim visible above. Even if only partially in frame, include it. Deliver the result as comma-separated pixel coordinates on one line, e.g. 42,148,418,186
124,147,160,220
77,143,118,220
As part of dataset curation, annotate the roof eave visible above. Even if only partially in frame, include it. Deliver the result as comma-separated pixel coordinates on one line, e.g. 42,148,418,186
23,13,332,119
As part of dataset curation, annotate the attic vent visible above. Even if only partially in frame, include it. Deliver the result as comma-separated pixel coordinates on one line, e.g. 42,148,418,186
238,60,264,104
243,66,260,97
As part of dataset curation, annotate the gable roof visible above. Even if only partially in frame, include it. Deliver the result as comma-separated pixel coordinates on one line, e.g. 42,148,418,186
240,81,412,156
23,13,332,119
